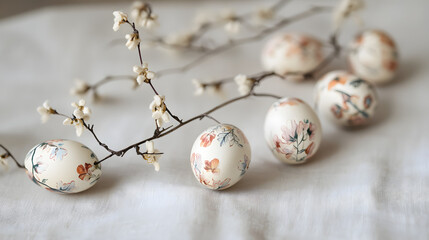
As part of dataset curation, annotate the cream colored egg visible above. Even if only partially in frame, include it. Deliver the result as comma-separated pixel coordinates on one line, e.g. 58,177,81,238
261,33,323,79
264,97,322,164
315,70,378,127
190,124,251,190
24,139,101,193
349,30,399,85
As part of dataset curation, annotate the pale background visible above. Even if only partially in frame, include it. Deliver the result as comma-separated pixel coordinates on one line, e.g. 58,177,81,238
0,0,428,239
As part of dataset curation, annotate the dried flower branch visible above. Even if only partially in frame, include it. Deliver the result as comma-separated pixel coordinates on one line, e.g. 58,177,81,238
156,5,331,77
135,0,290,52
36,69,282,168
71,1,329,99
2,0,352,174
112,11,184,126
50,3,338,167
91,90,281,165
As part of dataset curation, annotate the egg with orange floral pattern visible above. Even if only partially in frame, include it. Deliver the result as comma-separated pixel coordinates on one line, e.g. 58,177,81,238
264,97,322,164
315,70,378,127
24,139,101,193
261,33,323,80
349,30,399,85
190,124,251,190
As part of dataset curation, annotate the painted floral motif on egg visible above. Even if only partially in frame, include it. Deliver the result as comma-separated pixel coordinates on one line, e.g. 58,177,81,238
261,33,323,78
315,70,378,127
349,30,399,85
190,124,251,190
264,97,322,164
24,139,101,193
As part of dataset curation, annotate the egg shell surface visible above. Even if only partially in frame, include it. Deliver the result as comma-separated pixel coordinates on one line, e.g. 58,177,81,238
24,139,101,194
264,97,322,164
315,70,378,127
190,124,251,190
261,33,323,78
349,29,399,84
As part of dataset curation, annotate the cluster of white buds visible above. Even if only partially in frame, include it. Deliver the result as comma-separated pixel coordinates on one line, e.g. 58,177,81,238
149,95,170,127
144,141,161,171
333,0,365,31
63,100,92,137
131,1,158,29
70,78,90,96
133,63,155,85
0,154,9,170
192,79,205,96
222,10,241,34
164,31,194,47
125,32,141,50
112,10,142,50
234,74,254,96
37,100,56,124
113,11,128,31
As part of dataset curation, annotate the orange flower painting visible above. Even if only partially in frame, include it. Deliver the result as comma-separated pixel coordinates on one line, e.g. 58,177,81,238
204,158,220,174
77,163,93,181
328,76,347,90
200,132,215,147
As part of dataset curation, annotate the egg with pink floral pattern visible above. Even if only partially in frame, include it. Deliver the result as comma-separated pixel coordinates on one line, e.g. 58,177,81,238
264,97,322,164
349,30,399,85
24,139,101,193
261,33,323,80
315,70,378,127
190,124,251,190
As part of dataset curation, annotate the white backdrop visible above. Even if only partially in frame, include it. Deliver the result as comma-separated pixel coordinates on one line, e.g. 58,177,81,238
1,0,428,239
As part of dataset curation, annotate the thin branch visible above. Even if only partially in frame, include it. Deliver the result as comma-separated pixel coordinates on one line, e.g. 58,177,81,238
0,144,25,169
200,114,221,124
93,86,282,165
81,120,120,156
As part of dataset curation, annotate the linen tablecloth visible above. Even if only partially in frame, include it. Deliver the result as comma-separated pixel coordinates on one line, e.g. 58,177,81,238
1,0,428,239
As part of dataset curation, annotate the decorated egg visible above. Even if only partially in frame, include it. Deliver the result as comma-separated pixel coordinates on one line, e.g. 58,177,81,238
264,97,322,164
24,139,101,193
190,124,251,190
315,70,378,127
349,30,399,85
261,33,323,78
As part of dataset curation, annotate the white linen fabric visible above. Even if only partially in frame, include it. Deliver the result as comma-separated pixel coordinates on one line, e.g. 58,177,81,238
0,0,428,239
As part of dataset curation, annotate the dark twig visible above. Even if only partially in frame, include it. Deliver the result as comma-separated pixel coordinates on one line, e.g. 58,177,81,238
0,144,25,169
93,88,281,165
